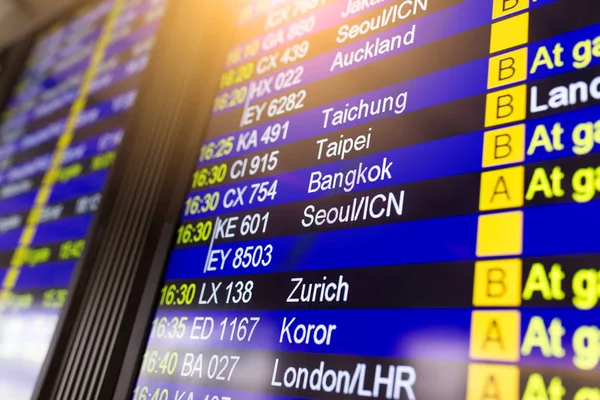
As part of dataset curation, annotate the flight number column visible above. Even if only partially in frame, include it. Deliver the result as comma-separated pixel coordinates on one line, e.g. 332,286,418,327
467,0,530,398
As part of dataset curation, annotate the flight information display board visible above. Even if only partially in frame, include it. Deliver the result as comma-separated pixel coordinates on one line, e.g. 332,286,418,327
134,0,600,399
0,0,166,398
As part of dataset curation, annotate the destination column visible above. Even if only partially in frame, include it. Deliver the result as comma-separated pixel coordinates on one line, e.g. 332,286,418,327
467,0,530,398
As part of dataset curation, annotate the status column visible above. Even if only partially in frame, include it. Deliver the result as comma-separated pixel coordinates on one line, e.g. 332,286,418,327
467,1,531,399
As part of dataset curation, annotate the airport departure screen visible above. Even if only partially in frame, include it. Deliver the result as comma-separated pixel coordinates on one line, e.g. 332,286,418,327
0,0,166,398
133,0,600,399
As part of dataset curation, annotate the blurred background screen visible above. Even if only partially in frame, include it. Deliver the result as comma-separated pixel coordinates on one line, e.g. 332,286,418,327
0,0,166,398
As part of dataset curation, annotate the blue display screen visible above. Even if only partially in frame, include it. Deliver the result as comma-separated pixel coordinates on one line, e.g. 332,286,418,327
134,0,600,399
0,0,166,398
